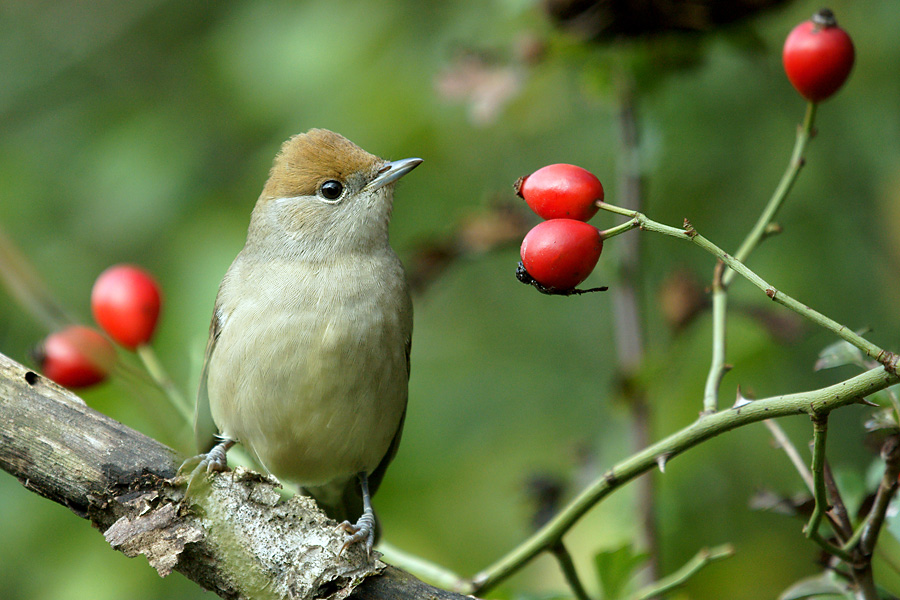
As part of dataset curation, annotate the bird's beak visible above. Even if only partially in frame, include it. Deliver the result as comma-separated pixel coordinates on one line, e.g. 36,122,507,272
365,157,423,192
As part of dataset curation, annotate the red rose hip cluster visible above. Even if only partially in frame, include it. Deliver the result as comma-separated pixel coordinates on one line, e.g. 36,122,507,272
515,164,606,294
37,264,162,388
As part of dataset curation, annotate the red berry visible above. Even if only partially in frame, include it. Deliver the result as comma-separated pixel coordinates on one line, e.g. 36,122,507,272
91,264,162,349
520,219,603,290
516,164,604,222
782,9,854,102
37,325,117,388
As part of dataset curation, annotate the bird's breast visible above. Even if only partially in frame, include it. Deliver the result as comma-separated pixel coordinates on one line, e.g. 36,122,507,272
206,252,411,486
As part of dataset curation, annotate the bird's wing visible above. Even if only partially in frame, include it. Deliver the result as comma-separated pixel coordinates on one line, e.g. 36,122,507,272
314,335,411,524
365,331,411,499
193,304,223,453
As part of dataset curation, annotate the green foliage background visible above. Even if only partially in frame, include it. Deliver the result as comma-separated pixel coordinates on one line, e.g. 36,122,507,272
1,1,899,598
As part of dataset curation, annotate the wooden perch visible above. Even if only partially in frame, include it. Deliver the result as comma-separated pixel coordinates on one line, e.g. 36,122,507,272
0,351,469,600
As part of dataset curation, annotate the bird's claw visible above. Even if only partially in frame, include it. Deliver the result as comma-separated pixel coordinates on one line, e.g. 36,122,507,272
337,511,376,558
176,441,233,502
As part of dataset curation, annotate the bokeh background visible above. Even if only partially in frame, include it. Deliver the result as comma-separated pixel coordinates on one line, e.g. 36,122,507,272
1,1,900,598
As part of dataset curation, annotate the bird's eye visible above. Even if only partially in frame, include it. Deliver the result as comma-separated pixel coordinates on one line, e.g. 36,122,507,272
319,180,343,201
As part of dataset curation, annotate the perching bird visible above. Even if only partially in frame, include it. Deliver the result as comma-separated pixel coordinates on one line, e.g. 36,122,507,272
187,129,420,554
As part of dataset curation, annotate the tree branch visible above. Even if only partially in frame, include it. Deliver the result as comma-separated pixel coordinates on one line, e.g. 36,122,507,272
0,351,471,600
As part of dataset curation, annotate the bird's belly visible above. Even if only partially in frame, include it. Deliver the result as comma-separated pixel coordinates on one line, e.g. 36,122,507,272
207,299,408,487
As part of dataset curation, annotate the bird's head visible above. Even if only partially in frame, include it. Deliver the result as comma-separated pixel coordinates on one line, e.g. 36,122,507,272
246,129,422,261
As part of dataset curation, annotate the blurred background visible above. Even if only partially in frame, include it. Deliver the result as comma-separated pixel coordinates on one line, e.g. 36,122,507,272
1,0,900,598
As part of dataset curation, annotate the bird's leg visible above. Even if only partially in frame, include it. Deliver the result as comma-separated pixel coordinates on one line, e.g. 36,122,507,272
338,472,376,557
177,439,236,499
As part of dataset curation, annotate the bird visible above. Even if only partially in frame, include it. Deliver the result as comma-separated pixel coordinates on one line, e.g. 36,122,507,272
184,128,420,555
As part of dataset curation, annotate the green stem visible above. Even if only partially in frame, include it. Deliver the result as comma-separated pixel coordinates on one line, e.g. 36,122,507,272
136,344,192,425
723,102,818,287
630,544,734,600
468,365,898,594
596,203,898,373
550,542,592,600
702,102,816,412
599,218,639,240
801,415,855,562
376,542,467,591
703,263,729,413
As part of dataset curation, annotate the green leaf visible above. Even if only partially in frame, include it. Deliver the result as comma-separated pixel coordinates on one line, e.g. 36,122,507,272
814,338,867,372
593,544,649,600
778,573,853,600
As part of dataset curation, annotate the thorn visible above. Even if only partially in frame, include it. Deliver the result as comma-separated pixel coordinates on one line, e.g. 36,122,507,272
656,455,668,473
733,386,753,409
858,397,879,407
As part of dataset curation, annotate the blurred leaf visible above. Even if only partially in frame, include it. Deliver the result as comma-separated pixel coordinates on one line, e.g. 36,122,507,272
864,407,899,434
886,503,900,545
814,338,867,372
777,573,853,600
593,544,649,600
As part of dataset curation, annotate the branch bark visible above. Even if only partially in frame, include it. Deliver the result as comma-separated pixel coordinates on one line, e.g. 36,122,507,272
0,351,469,600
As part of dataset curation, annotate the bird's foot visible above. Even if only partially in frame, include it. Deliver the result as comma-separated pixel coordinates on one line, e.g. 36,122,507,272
337,509,376,558
176,440,234,501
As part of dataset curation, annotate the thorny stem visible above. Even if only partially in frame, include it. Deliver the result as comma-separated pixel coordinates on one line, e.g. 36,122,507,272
766,418,854,542
550,542,592,600
595,202,897,373
802,415,856,564
724,102,818,286
703,262,729,413
467,365,898,594
804,416,830,537
630,544,734,600
704,102,818,413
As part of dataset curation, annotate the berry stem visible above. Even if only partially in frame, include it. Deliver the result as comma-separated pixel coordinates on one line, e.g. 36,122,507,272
595,201,896,372
135,344,192,425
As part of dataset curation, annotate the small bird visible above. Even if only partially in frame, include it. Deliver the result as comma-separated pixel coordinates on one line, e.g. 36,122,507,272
187,129,420,555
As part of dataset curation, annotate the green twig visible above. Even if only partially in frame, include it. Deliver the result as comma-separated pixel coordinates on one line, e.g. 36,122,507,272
703,102,816,413
595,202,897,374
599,218,639,240
703,261,729,414
802,414,855,562
376,542,467,592
467,365,898,594
805,414,830,538
136,344,192,425
550,542,592,600
630,544,734,600
723,101,818,286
